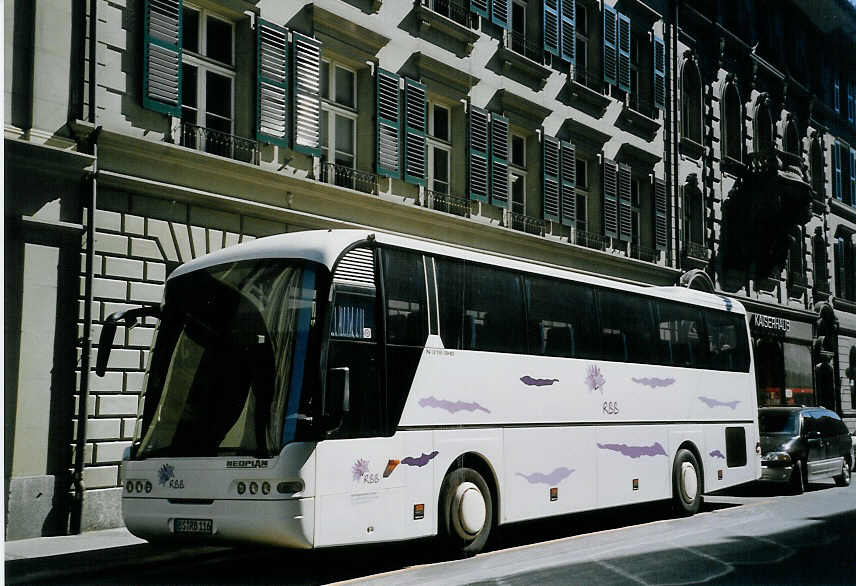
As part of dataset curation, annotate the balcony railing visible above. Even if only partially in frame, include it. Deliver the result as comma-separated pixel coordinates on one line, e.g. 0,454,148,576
174,122,258,164
421,0,470,28
575,229,607,251
320,162,379,196
684,241,710,260
425,189,470,218
507,211,545,236
504,30,545,65
631,243,661,263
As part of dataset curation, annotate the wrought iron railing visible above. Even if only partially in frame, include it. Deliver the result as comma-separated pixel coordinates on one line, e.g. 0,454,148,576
320,162,379,196
508,211,545,236
684,241,709,260
425,189,470,218
575,229,607,251
504,30,545,65
421,0,470,28
175,122,258,164
631,243,661,263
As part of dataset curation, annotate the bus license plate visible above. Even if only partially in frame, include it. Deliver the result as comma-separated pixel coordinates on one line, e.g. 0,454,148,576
174,518,213,535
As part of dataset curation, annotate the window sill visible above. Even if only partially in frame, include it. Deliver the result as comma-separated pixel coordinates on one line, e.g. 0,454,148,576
415,3,478,57
720,156,745,177
680,136,704,160
682,242,710,268
495,41,551,91
566,78,610,117
833,297,856,314
616,102,661,140
830,198,856,223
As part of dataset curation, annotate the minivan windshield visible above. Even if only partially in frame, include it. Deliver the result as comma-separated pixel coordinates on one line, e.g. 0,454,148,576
135,260,319,458
759,411,800,435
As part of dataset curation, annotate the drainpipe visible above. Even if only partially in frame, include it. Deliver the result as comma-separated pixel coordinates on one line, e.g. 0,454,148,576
671,0,681,268
70,0,99,534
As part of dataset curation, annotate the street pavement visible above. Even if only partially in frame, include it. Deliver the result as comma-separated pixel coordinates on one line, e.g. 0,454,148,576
5,479,854,585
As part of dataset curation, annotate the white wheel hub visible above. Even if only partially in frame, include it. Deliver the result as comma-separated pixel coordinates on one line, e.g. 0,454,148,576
680,462,698,502
453,481,486,536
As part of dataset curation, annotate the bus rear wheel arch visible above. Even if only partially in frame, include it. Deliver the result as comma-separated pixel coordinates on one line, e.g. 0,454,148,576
439,467,494,556
672,447,703,516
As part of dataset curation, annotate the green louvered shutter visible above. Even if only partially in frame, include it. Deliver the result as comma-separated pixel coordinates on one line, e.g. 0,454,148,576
654,177,668,250
143,0,183,116
618,162,632,241
653,37,666,110
602,158,618,238
834,239,845,298
292,32,321,156
492,0,510,29
404,78,427,186
544,0,559,56
471,0,489,18
560,0,575,64
560,140,576,226
603,4,617,86
256,20,289,147
376,69,401,179
850,148,856,207
469,106,490,202
617,13,631,93
490,114,510,207
833,142,843,200
543,136,560,222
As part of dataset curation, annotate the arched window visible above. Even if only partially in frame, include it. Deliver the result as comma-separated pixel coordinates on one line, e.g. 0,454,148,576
788,226,805,288
722,82,742,161
683,174,704,253
681,60,703,144
810,137,824,199
783,120,799,155
754,99,773,152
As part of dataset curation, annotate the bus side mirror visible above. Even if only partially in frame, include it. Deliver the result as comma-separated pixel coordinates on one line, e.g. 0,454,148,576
95,306,161,377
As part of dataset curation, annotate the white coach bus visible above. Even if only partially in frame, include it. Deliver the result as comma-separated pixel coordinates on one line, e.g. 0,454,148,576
97,229,760,554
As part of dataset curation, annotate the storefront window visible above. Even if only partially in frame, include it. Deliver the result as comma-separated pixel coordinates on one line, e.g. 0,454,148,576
783,342,814,406
755,337,784,406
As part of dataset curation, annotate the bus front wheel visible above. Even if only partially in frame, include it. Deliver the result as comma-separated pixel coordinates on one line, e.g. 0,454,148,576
672,448,703,516
439,467,493,556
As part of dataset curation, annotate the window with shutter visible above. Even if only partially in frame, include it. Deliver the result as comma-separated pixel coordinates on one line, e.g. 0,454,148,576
256,20,288,147
292,33,322,156
404,78,427,186
834,74,840,114
849,80,855,124
618,163,632,241
653,37,666,111
560,141,576,226
617,13,631,93
543,136,560,222
471,0,490,19
833,142,843,200
544,0,560,56
492,0,511,29
654,177,667,250
490,114,510,207
850,148,856,207
469,106,490,202
603,4,617,86
143,0,183,116
376,69,400,178
602,158,618,238
834,239,845,298
560,0,575,64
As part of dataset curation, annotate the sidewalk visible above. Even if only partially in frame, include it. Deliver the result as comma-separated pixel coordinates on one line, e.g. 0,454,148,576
4,528,232,584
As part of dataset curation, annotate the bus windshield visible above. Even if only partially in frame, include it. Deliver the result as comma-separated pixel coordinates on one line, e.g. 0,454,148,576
136,259,319,459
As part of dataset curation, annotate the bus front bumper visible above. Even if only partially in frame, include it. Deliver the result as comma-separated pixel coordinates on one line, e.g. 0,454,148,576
123,496,315,548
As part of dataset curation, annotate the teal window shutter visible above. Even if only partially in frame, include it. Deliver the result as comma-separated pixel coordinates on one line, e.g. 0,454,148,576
256,20,289,147
469,106,490,202
617,12,631,93
653,37,666,110
544,0,559,56
618,162,632,241
492,0,510,30
403,78,427,186
849,80,855,124
560,0,575,64
603,4,617,86
543,136,560,222
143,0,183,116
490,114,510,208
292,32,322,156
602,158,618,238
654,177,668,251
850,148,856,207
560,140,576,226
833,142,842,200
376,69,401,179
834,239,845,298
834,74,840,114
471,0,489,19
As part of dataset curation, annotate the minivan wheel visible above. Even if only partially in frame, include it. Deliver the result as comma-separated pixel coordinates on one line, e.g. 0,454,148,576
672,449,703,516
834,460,851,487
790,459,806,494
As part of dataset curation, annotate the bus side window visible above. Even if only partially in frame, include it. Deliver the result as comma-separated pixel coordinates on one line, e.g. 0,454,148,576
706,311,750,372
525,275,598,359
435,257,464,350
598,290,658,364
655,301,709,368
464,263,526,354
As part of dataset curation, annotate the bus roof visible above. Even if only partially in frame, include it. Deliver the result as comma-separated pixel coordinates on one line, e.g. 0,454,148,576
169,229,745,315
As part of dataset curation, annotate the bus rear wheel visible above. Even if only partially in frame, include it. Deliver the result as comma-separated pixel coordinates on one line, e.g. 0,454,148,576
672,448,703,516
439,467,493,556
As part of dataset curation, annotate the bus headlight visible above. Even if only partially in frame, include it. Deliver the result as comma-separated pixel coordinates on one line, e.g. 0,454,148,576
277,480,305,494
761,452,791,466
237,481,246,495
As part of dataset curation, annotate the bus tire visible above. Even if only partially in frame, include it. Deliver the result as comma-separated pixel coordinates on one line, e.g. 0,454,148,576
439,467,493,556
672,448,702,516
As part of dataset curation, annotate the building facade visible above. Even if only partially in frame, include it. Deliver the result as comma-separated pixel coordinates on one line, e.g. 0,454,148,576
4,0,855,538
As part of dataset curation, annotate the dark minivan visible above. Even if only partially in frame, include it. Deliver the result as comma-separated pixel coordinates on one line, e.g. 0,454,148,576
759,407,852,493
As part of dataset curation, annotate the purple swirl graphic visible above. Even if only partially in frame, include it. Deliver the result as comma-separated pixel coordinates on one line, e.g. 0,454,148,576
632,377,676,388
698,396,740,410
418,396,491,414
597,442,667,458
710,450,726,459
520,376,560,387
401,451,439,467
516,467,575,485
